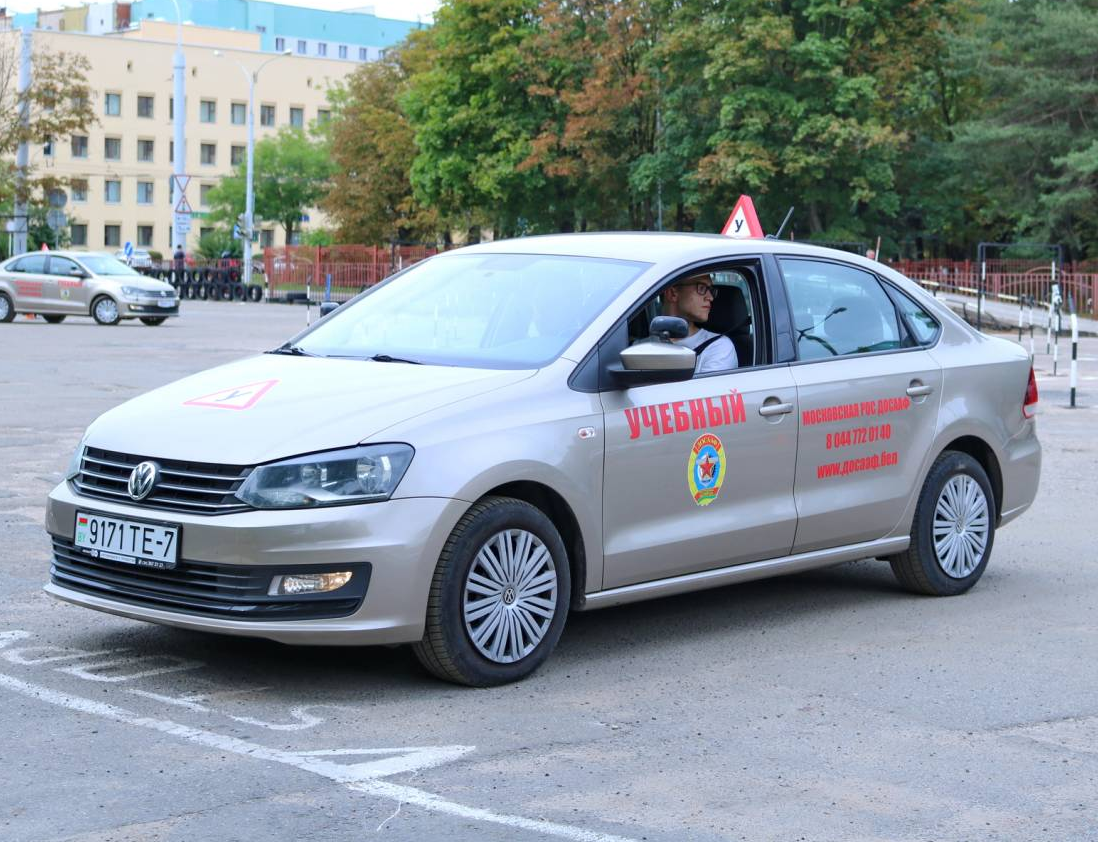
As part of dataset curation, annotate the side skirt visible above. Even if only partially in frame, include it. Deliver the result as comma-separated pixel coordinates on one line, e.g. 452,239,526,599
580,537,910,611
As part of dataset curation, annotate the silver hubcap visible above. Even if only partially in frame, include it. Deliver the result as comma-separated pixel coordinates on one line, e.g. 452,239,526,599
95,298,118,323
0,296,9,319
463,529,558,664
933,475,989,578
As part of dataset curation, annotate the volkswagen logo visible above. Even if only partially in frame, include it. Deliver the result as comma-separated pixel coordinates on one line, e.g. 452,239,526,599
127,461,160,501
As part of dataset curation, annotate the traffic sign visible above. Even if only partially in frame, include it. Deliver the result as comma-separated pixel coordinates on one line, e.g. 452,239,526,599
124,241,134,258
175,194,193,214
172,174,192,196
173,212,192,235
720,195,765,239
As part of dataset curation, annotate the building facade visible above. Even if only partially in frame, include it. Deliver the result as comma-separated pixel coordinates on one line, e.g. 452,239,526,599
6,26,359,256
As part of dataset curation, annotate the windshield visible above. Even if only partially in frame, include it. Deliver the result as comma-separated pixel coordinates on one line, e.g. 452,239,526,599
295,253,650,368
80,256,142,276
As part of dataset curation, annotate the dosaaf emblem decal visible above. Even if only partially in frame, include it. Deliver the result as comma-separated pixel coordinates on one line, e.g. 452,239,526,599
183,379,278,411
687,433,725,506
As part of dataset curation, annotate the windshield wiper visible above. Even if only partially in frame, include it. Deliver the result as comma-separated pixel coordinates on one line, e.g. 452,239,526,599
268,342,318,357
369,353,421,365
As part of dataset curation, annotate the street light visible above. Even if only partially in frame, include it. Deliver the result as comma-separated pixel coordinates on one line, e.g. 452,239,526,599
169,0,186,255
214,49,293,291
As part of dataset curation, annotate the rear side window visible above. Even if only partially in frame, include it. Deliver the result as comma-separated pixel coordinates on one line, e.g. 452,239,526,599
889,287,940,345
780,258,902,360
17,255,48,274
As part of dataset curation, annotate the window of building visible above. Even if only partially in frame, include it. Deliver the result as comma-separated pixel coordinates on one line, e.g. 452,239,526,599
104,179,121,203
317,42,327,57
260,104,275,126
358,47,368,61
137,95,154,118
200,184,213,206
71,135,88,158
289,107,303,128
275,37,285,51
231,145,245,166
48,188,66,208
169,141,174,163
137,138,154,162
71,180,88,202
200,143,216,165
260,229,274,248
296,40,306,55
317,109,330,124
137,181,154,204
137,225,154,247
169,97,174,119
104,136,121,160
200,226,214,239
104,224,121,247
338,45,347,59
231,102,246,125
70,223,87,246
104,92,121,116
200,99,216,123
43,138,54,157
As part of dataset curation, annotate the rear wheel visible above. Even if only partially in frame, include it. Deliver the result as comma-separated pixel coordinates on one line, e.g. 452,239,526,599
1,293,16,322
91,295,121,326
43,314,66,324
140,317,167,326
413,496,571,686
889,451,995,596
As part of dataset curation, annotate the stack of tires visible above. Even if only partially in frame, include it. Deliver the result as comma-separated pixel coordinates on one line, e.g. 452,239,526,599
156,267,264,302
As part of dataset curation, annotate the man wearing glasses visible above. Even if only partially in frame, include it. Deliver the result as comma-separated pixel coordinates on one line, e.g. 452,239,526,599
662,273,738,374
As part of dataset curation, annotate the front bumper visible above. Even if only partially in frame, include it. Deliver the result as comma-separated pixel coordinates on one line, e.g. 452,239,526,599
45,481,468,645
124,301,179,316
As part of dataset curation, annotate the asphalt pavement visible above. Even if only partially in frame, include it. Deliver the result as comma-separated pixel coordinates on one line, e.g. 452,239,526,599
1,302,1096,841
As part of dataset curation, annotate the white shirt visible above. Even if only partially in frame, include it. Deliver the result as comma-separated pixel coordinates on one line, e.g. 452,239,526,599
675,329,738,375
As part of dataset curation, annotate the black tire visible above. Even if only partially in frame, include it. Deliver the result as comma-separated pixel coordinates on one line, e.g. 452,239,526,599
91,295,121,326
888,451,996,596
140,317,167,326
0,292,13,323
196,283,209,301
232,284,246,302
220,283,234,301
179,281,191,300
247,284,264,302
412,496,571,687
43,314,66,324
208,283,222,301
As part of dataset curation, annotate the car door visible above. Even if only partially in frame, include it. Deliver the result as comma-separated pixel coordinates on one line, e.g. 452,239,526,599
779,257,943,553
11,254,54,312
46,256,85,314
600,260,800,589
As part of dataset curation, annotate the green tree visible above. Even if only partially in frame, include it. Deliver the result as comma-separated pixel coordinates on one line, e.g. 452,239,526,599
206,127,332,243
323,46,438,244
195,229,242,261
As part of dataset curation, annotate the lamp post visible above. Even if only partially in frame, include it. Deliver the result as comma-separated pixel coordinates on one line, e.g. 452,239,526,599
214,49,292,289
169,0,186,256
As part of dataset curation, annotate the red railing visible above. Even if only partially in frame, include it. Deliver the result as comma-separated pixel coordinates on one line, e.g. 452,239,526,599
262,244,447,302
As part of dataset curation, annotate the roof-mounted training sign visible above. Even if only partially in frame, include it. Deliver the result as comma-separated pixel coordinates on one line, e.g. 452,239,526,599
720,195,765,239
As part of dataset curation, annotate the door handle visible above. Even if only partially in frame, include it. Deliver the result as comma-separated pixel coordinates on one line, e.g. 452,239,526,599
758,401,794,417
906,383,933,397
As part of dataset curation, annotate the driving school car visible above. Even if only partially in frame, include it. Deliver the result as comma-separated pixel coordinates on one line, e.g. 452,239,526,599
0,250,178,326
44,234,1041,686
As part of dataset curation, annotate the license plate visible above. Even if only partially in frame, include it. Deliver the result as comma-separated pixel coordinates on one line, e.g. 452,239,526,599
157,299,175,308
74,512,179,569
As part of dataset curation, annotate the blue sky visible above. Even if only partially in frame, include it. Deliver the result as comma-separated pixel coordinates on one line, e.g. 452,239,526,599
5,1,440,24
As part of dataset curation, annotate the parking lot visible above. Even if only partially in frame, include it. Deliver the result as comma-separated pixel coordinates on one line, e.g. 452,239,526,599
2,300,1097,841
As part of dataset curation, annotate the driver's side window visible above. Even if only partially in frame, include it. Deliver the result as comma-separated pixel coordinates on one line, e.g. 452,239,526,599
48,257,81,277
780,259,903,359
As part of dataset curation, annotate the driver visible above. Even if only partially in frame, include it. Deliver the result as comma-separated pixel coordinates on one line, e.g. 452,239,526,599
662,274,738,374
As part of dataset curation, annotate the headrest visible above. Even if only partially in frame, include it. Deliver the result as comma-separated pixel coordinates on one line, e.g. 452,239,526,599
704,285,749,335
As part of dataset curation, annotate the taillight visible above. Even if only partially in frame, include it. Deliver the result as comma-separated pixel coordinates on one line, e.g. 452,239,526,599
1023,367,1038,418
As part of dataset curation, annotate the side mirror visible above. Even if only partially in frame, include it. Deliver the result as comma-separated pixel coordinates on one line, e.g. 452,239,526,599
318,301,340,317
607,316,696,387
70,268,88,279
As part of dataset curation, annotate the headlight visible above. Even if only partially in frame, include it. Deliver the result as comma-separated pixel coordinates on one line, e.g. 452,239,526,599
65,438,86,481
235,444,414,509
120,286,145,298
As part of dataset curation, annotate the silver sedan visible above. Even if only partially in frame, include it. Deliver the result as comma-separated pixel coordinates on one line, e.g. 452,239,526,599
44,234,1040,684
0,250,178,326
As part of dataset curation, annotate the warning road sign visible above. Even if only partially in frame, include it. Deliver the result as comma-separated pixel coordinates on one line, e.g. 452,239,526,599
172,174,192,196
720,195,765,239
175,195,193,214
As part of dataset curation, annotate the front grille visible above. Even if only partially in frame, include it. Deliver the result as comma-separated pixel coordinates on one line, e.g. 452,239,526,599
51,537,370,621
73,447,252,515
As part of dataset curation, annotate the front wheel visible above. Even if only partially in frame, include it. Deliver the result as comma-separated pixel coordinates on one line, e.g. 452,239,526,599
140,317,167,326
889,451,995,596
0,292,13,323
413,496,571,686
91,295,121,326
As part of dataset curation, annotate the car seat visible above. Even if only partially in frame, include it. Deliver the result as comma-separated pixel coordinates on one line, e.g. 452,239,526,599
703,286,753,366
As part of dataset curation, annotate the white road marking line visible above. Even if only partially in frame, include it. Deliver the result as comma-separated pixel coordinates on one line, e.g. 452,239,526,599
0,672,638,842
127,689,328,731
57,654,204,683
